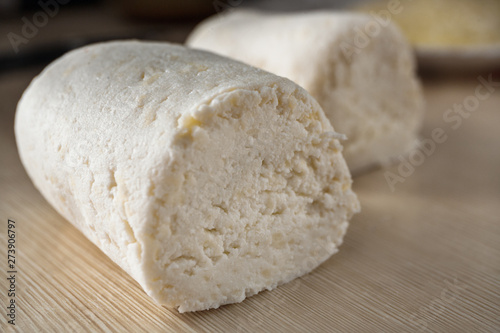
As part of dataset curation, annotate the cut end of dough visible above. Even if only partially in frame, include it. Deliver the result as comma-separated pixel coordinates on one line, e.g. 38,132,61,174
142,85,359,312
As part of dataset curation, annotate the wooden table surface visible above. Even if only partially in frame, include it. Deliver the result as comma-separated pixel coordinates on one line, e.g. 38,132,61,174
1,8,500,333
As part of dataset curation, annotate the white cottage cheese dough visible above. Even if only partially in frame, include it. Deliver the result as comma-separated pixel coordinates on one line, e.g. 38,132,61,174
187,11,424,174
15,41,360,312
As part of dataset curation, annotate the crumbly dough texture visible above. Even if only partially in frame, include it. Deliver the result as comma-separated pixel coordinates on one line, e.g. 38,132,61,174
15,41,360,312
187,10,424,174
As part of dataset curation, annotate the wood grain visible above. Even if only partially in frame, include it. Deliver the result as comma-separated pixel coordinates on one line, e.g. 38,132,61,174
1,59,499,333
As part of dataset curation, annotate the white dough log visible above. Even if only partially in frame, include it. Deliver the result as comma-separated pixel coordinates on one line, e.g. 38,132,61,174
15,41,360,312
187,10,425,174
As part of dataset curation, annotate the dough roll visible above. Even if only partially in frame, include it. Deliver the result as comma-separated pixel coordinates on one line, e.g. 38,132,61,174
15,41,360,312
187,11,425,174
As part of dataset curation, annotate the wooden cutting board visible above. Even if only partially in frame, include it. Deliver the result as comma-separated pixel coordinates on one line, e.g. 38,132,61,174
1,67,499,332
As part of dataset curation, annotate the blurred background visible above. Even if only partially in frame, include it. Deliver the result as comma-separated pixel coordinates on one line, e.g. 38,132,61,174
1,0,499,74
